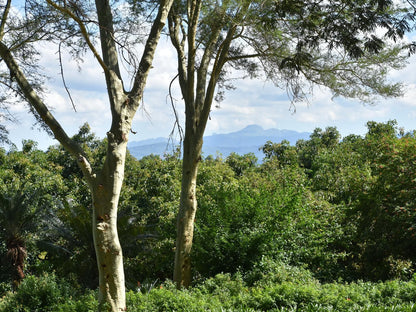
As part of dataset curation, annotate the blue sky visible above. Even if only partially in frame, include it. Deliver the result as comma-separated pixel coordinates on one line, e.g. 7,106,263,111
4,27,416,151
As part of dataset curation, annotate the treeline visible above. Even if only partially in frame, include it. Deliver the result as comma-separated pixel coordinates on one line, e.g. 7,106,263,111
0,120,415,294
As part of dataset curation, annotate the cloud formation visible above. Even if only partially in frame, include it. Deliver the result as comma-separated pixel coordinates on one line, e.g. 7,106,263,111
6,28,416,150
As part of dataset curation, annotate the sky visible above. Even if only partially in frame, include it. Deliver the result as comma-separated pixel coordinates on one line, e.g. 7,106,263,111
3,13,416,151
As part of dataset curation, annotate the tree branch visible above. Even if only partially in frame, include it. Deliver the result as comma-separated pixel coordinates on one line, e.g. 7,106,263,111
130,0,174,105
168,74,184,143
168,9,188,97
58,41,77,112
198,26,236,137
185,0,201,111
0,0,11,41
195,20,223,114
0,41,95,185
46,0,108,74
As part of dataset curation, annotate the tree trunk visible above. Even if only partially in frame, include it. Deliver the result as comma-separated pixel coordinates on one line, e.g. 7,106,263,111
1,0,174,308
91,131,128,311
173,128,203,288
6,236,26,289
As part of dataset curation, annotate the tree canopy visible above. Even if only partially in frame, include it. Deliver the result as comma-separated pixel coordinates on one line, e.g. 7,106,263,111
168,0,413,287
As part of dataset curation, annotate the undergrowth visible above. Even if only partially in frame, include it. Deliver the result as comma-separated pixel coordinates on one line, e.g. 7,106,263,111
2,262,416,311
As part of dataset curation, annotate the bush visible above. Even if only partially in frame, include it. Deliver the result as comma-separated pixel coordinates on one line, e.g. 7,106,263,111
244,256,316,286
123,273,416,312
0,273,98,312
127,281,223,312
194,163,348,281
2,272,416,311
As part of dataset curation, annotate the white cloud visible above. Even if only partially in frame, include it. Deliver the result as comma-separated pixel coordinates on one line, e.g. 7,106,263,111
5,15,416,150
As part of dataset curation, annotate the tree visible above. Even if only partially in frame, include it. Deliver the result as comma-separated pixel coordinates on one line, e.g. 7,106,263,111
0,125,10,146
0,141,64,288
0,0,174,310
40,125,105,289
297,127,342,170
225,152,257,176
168,0,411,287
351,121,416,280
0,191,36,288
261,140,298,167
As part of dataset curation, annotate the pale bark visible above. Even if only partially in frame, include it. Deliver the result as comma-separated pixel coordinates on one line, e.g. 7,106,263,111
0,0,173,310
92,132,127,311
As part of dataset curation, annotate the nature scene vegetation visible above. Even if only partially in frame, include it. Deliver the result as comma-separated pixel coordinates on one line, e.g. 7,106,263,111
1,121,416,311
1,0,416,311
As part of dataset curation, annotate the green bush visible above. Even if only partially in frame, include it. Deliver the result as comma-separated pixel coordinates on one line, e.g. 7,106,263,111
244,256,316,286
52,291,98,312
2,272,416,311
0,273,98,312
194,162,348,281
127,281,223,312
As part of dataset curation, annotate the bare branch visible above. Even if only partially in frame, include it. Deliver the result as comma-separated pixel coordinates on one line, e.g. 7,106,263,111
46,0,108,74
168,10,188,95
58,41,77,112
130,0,174,102
198,26,236,137
0,41,95,184
167,74,184,143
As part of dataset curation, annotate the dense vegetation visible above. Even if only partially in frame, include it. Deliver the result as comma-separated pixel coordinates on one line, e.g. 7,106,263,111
1,120,416,311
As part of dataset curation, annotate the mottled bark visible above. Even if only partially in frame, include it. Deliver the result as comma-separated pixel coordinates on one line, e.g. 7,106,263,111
169,2,235,286
0,0,174,310
92,134,127,311
173,129,202,287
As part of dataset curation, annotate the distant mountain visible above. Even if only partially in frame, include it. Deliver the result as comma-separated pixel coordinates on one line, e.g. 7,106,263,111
128,125,311,160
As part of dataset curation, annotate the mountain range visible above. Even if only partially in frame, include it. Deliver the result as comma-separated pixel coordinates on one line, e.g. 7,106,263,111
128,125,311,160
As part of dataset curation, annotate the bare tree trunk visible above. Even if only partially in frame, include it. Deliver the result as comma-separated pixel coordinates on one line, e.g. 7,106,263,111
91,132,128,311
174,127,203,288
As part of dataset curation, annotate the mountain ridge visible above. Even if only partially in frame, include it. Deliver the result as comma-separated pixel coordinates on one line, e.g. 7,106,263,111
128,125,311,160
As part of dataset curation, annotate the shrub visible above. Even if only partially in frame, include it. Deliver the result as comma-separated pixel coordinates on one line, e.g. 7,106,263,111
244,256,316,286
0,273,97,312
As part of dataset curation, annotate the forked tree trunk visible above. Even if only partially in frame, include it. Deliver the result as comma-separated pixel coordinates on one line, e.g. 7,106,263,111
169,1,234,287
0,0,174,309
174,128,203,288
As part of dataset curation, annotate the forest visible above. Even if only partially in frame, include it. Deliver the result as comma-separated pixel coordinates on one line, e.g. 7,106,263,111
1,120,416,311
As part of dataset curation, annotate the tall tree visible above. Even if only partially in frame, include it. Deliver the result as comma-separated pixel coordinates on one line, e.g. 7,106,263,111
168,0,412,287
0,0,173,310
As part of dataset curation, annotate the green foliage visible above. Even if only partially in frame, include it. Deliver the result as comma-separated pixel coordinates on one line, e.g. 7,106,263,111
0,142,66,285
225,152,257,176
296,126,341,170
2,272,416,311
261,140,298,167
4,120,416,308
297,120,416,281
350,121,416,280
126,283,224,312
194,159,347,280
120,152,181,286
244,256,316,287
37,125,103,289
0,273,98,312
